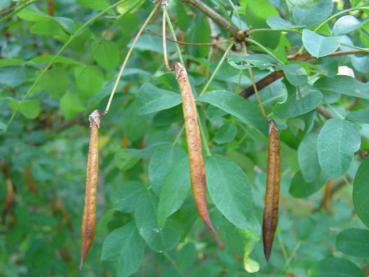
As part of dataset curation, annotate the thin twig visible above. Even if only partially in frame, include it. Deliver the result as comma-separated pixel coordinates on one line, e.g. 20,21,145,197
0,0,36,23
165,10,185,65
181,0,245,41
316,106,333,119
146,29,230,46
103,2,161,114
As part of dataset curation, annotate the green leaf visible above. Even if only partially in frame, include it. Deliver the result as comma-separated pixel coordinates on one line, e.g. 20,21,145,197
298,133,321,182
273,86,322,118
353,158,369,228
317,119,361,179
214,123,237,144
315,76,368,99
333,15,361,36
101,222,145,277
113,181,145,213
74,66,104,98
9,99,40,119
267,16,297,29
122,101,148,142
347,108,369,124
309,257,364,277
302,29,340,58
149,144,186,193
60,92,85,119
137,83,181,115
336,228,369,257
289,171,325,198
39,67,69,98
198,91,268,135
157,156,190,227
135,190,181,252
113,149,140,171
206,155,259,234
293,1,333,26
93,40,121,70
283,64,308,86
0,66,27,87
77,0,109,10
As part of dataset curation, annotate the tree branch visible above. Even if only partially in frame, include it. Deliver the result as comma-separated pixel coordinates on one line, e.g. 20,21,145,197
240,49,369,98
181,0,245,41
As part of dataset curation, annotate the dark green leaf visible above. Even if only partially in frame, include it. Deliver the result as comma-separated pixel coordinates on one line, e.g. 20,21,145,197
353,158,369,228
137,83,181,115
289,171,325,198
309,257,364,277
206,155,259,234
298,133,321,182
198,90,268,135
336,228,369,257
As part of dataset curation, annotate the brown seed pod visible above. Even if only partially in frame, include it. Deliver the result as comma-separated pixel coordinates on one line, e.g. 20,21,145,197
23,166,37,195
1,178,14,225
262,120,280,261
174,62,218,236
80,110,100,270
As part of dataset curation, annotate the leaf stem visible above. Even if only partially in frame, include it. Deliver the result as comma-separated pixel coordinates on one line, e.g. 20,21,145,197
199,43,234,95
165,9,185,65
103,2,161,114
246,38,284,65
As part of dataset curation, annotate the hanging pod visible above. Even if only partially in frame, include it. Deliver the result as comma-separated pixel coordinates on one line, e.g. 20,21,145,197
262,120,280,261
80,110,100,269
174,62,219,239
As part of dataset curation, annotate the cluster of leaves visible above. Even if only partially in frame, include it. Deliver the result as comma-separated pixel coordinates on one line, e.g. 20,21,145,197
1,0,369,276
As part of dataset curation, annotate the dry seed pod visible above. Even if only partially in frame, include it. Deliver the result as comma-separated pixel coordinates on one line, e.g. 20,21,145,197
1,178,14,225
174,62,217,234
80,110,100,270
262,120,280,261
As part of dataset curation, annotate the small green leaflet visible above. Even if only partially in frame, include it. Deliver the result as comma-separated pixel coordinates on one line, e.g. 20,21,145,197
198,90,268,135
336,228,369,258
206,155,259,235
353,158,369,229
317,119,360,179
302,29,340,58
309,257,364,277
137,82,181,115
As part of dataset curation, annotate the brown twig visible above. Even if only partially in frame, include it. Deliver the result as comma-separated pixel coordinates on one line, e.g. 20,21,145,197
241,50,368,98
316,106,333,119
181,0,246,41
146,29,230,46
48,0,55,16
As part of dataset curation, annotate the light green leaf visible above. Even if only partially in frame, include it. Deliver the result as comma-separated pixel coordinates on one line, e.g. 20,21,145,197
353,158,369,228
198,90,268,135
137,83,181,115
214,123,237,144
206,155,259,234
298,133,321,182
157,156,190,227
293,1,333,26
289,171,325,198
39,67,69,98
309,257,364,277
273,87,322,118
336,228,369,257
267,16,297,29
347,108,369,124
317,119,361,179
113,181,145,213
113,148,141,171
315,76,368,99
74,66,104,98
101,222,145,277
93,40,121,70
333,15,361,36
77,0,109,10
9,99,40,119
60,92,85,119
302,29,340,58
283,64,308,86
135,190,181,252
148,144,186,193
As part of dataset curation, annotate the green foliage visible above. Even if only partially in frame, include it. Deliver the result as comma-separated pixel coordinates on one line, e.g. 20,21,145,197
1,0,369,276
